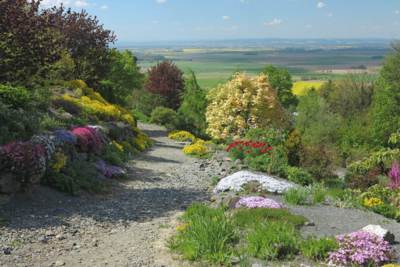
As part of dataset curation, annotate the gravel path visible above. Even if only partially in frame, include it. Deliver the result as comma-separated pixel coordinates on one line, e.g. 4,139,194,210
0,123,214,267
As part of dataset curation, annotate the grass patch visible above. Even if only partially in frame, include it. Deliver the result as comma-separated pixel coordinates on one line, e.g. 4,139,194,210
300,236,339,261
246,222,300,260
233,208,307,229
283,187,309,205
169,203,237,265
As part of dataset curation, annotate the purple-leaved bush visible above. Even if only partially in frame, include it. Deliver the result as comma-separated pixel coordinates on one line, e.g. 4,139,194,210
235,196,283,209
328,231,392,266
389,161,400,189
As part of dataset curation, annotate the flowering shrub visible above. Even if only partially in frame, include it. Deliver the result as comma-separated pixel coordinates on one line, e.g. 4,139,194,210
168,131,196,142
183,140,208,157
72,126,104,153
227,140,273,160
51,152,67,172
31,135,56,162
363,197,384,208
328,231,393,266
235,196,283,209
53,130,77,146
1,141,47,184
206,73,289,139
389,161,400,189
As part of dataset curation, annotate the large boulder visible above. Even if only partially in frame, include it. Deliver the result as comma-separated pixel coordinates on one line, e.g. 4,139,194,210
361,225,395,244
214,170,297,194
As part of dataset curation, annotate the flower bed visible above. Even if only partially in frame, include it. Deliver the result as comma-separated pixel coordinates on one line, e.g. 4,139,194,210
226,140,273,160
168,130,196,142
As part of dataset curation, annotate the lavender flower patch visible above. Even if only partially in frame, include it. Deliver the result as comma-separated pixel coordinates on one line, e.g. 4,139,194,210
95,160,126,178
328,230,393,266
235,196,283,209
53,130,77,146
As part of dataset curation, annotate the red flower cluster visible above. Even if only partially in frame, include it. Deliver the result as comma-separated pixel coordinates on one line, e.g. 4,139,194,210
226,140,273,155
71,127,104,153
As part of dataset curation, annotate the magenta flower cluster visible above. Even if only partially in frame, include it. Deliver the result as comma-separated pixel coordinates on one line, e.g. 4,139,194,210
328,231,392,266
235,196,283,209
389,161,400,189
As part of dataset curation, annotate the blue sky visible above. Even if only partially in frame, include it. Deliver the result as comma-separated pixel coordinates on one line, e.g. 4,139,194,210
41,0,400,42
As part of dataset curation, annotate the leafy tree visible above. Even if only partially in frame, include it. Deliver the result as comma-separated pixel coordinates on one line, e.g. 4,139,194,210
371,44,400,145
146,61,184,110
262,65,298,110
178,71,207,137
99,50,144,106
0,0,63,85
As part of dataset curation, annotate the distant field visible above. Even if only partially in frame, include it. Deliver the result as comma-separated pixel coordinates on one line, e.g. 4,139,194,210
292,81,325,96
132,46,387,89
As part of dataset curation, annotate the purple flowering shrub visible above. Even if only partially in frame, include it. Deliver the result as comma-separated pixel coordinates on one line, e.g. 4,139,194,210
95,160,126,178
328,231,393,266
235,196,283,209
389,161,400,189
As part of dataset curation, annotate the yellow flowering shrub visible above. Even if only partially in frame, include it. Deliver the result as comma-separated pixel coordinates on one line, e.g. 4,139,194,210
206,73,289,140
51,152,67,172
168,131,196,142
134,133,152,151
383,264,400,267
183,139,209,157
363,197,384,208
111,141,124,152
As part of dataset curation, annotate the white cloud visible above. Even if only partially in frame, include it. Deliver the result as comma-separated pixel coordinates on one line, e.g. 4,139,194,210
222,15,230,20
264,18,282,26
317,2,325,8
100,4,108,10
74,0,88,7
40,0,90,8
156,0,167,4
395,10,400,15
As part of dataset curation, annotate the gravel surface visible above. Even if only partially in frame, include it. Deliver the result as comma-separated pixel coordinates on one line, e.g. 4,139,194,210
0,123,223,267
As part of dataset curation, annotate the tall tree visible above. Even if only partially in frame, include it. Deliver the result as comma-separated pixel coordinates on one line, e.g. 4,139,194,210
262,65,298,111
146,61,184,110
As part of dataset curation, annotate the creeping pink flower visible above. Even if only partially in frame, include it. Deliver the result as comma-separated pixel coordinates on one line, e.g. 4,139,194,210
235,196,283,209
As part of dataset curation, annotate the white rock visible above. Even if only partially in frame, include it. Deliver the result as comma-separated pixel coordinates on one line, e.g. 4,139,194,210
362,225,395,244
214,170,297,194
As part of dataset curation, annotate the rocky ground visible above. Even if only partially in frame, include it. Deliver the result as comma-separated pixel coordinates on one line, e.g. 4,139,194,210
0,123,234,267
1,123,399,266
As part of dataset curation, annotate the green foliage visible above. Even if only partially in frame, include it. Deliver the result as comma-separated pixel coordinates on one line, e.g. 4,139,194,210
43,159,108,195
131,89,167,117
150,106,180,130
178,71,208,138
300,237,338,261
262,65,298,111
0,84,32,108
246,222,300,260
233,208,306,229
99,50,144,106
169,204,236,264
283,187,309,205
102,143,126,166
284,166,314,186
300,144,338,180
371,44,400,145
245,145,288,176
244,127,287,146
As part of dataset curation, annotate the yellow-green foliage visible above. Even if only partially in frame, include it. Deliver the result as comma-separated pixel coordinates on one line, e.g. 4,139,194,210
51,152,67,172
183,139,209,157
292,81,325,96
348,148,400,174
168,131,196,142
134,132,152,151
206,73,289,140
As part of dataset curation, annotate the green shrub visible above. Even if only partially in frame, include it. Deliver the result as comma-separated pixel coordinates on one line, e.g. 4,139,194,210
150,106,180,130
310,183,327,204
244,127,287,146
283,187,309,205
246,222,300,260
132,109,150,122
43,159,108,195
0,84,32,108
246,145,288,176
102,143,126,166
169,203,236,264
300,236,338,261
131,89,167,117
233,208,306,228
284,166,314,185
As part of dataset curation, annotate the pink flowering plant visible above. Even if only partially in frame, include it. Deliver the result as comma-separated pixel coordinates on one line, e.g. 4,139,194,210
235,196,283,209
389,161,400,189
328,231,393,266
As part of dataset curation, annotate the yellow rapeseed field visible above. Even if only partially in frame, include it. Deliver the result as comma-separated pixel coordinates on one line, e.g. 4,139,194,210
292,81,325,96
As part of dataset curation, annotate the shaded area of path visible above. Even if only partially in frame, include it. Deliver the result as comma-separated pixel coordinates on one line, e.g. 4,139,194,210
0,123,210,267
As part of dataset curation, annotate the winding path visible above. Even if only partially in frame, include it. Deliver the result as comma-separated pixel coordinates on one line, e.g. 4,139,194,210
0,123,210,267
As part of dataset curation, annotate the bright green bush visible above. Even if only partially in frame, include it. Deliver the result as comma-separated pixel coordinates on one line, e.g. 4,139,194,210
131,89,167,117
246,222,300,260
283,187,309,205
150,106,180,130
246,145,288,176
300,236,338,261
284,166,314,185
0,84,32,108
169,203,236,264
244,127,287,146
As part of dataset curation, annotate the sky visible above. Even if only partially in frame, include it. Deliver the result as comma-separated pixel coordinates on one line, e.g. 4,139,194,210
40,0,400,42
